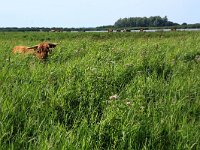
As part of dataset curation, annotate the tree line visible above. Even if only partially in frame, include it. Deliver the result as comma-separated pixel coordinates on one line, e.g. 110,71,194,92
0,27,103,32
0,16,200,32
114,16,179,28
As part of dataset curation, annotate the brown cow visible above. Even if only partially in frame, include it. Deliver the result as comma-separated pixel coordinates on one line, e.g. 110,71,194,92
13,42,57,60
108,28,113,32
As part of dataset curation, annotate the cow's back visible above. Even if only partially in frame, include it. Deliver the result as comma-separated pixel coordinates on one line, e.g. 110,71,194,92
13,46,34,54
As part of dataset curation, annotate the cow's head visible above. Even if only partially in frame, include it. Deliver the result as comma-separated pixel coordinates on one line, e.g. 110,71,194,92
28,42,57,59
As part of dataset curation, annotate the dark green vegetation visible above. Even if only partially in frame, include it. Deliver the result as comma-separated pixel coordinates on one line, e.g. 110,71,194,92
113,16,200,31
0,32,200,149
114,16,179,28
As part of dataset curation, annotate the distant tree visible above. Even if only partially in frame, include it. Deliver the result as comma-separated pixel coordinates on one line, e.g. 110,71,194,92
163,16,168,22
182,23,187,26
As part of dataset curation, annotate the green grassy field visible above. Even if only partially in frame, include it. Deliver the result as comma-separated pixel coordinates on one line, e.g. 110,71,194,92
0,31,200,149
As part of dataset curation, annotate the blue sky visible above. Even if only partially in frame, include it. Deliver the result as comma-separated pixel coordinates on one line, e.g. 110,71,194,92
0,0,199,27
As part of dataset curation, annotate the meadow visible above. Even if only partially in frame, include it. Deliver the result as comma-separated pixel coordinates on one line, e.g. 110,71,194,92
0,31,200,149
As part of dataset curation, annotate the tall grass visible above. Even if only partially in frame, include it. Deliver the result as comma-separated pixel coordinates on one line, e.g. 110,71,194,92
0,31,200,149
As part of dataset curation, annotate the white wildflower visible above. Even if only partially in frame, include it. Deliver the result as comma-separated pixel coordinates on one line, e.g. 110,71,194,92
109,94,119,100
